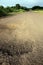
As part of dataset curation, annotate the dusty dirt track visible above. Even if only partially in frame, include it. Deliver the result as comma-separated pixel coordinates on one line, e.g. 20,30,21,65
0,12,43,65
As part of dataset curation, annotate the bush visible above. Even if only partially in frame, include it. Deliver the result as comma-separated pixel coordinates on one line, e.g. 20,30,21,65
0,4,30,17
0,6,7,17
6,7,13,13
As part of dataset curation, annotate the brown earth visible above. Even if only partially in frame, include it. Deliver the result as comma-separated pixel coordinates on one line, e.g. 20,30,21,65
0,12,43,65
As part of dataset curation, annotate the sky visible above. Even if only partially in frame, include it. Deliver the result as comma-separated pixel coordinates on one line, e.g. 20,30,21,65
0,0,43,8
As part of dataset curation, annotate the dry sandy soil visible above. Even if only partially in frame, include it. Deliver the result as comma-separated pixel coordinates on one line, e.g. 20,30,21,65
0,12,43,65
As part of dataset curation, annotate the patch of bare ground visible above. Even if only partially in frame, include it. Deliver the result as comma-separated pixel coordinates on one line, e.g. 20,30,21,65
0,12,43,65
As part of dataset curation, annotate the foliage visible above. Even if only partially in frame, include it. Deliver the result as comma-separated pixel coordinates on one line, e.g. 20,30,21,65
6,7,14,13
32,6,43,10
15,4,21,9
0,4,29,17
0,4,43,17
0,6,7,17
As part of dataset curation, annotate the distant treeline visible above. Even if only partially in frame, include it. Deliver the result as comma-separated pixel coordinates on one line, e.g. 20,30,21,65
32,6,43,10
0,4,43,17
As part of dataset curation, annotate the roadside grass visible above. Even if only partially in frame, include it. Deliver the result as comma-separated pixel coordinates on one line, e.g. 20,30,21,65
13,9,25,12
8,9,25,15
33,10,43,13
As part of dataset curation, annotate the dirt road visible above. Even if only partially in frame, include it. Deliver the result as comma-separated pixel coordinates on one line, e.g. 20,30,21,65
0,12,43,41
0,12,43,65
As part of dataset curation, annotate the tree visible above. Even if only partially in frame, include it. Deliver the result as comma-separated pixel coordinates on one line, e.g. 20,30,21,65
32,6,41,10
16,4,20,9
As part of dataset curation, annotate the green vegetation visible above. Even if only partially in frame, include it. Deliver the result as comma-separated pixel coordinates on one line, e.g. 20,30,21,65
32,6,43,10
0,4,43,17
0,6,8,17
0,4,29,17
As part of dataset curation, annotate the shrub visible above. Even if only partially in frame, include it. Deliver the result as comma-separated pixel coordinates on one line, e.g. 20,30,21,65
6,7,13,13
0,6,7,17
